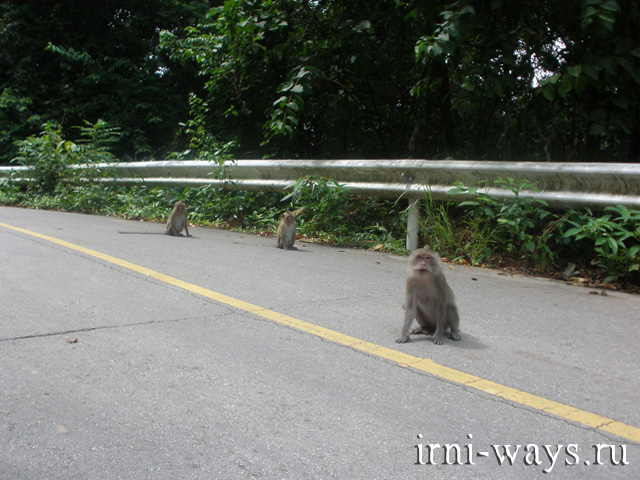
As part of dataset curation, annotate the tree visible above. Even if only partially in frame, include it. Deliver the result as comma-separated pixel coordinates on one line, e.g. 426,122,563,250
413,0,640,162
3,0,638,162
161,0,426,159
0,0,209,163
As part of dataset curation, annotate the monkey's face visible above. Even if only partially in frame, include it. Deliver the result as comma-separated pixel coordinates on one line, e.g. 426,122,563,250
414,253,432,272
283,212,294,224
175,203,185,212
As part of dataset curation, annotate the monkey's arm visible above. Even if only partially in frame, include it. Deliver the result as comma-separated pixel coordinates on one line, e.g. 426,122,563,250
396,297,415,343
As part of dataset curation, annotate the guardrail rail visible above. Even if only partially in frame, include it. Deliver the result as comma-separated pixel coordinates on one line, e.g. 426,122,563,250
2,159,639,249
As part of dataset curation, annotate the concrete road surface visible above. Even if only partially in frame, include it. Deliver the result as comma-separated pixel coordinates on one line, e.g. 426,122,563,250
1,206,639,479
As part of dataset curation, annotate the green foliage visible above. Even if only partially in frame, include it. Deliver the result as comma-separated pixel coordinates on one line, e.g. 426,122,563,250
3,1,640,161
75,119,121,161
562,205,640,283
11,120,120,193
420,194,463,257
414,4,475,60
281,175,352,240
421,191,496,265
411,0,640,162
0,88,42,164
172,93,238,161
0,1,207,162
450,178,557,268
12,122,80,193
278,176,405,250
283,176,352,230
440,178,640,284
160,1,422,158
267,66,316,140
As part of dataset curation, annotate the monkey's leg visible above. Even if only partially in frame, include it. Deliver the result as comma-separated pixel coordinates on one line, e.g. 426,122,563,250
447,305,461,341
432,333,446,345
431,306,448,345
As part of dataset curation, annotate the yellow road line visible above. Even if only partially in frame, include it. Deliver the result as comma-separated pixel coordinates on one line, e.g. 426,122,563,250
2,221,639,444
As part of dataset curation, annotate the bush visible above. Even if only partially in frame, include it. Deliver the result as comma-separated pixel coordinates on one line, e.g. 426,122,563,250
439,178,640,285
12,122,78,193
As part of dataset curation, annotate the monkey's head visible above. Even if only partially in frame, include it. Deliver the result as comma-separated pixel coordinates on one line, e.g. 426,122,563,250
282,211,295,224
410,247,439,273
174,201,186,212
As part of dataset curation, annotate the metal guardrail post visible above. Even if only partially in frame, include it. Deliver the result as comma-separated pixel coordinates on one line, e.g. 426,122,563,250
406,196,420,251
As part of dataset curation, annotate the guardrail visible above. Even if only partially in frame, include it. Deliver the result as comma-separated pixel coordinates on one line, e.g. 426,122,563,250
2,159,640,250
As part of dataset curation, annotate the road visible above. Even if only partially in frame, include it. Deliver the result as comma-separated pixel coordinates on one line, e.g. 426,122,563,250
1,205,639,479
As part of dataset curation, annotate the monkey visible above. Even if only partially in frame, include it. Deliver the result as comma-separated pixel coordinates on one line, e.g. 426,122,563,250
396,246,461,345
227,212,244,228
276,210,296,250
166,200,191,237
408,122,428,159
117,201,192,236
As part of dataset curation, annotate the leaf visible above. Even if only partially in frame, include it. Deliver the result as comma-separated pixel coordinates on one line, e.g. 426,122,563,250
296,67,310,78
595,237,607,246
603,274,620,284
426,43,443,58
571,76,587,95
278,80,294,92
611,96,629,110
600,0,621,12
582,63,601,80
563,227,583,237
598,11,615,30
618,59,640,84
483,207,495,217
567,65,582,77
542,83,556,101
599,58,616,75
558,74,573,97
588,122,605,135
